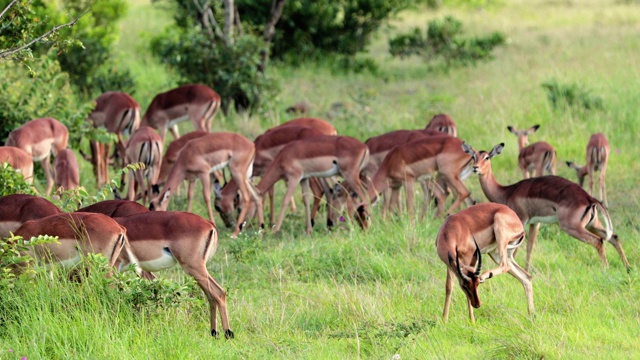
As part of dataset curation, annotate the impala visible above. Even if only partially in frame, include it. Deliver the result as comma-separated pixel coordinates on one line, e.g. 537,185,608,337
268,117,337,136
124,126,164,205
366,135,475,219
77,199,149,218
87,91,141,186
149,132,263,238
13,212,128,272
463,142,630,271
114,211,234,339
566,133,610,207
0,146,34,183
157,130,209,187
425,113,457,137
5,117,69,195
507,124,556,178
253,135,370,234
214,125,327,227
0,194,62,238
141,84,220,141
363,128,451,216
53,148,80,191
437,202,533,323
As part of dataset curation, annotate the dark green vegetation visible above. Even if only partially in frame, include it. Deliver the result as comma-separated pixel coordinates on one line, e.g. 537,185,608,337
1,0,640,358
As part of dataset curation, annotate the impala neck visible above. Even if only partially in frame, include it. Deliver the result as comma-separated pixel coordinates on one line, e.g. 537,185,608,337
256,163,284,194
477,167,509,204
159,163,187,204
367,168,389,204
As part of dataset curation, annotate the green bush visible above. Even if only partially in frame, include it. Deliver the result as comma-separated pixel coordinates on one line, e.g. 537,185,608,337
389,16,506,68
541,79,605,112
0,163,35,197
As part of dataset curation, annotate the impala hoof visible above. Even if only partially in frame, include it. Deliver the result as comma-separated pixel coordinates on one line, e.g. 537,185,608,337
225,329,235,339
211,329,219,338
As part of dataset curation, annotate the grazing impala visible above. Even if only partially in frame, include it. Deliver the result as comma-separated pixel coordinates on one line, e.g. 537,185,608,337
0,146,34,183
366,135,475,219
214,125,327,227
53,148,80,191
253,135,370,234
13,212,128,272
125,126,164,205
425,113,457,137
141,84,220,141
149,132,263,238
507,124,556,179
437,203,533,323
0,194,62,238
157,130,209,187
463,142,630,271
5,117,69,195
114,211,234,339
88,91,141,186
566,133,610,207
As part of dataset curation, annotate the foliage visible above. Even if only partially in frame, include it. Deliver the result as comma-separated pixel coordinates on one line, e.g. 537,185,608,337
0,233,58,290
0,163,35,197
0,55,105,149
388,16,506,68
151,17,279,114
110,270,201,311
541,79,605,112
238,0,411,59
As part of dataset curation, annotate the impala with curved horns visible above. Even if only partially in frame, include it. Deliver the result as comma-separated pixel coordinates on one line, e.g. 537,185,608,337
463,142,630,272
5,117,69,195
566,132,609,208
141,84,220,141
87,91,141,186
437,202,533,323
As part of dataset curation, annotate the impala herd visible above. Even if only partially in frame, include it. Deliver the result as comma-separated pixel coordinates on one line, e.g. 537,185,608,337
0,83,627,338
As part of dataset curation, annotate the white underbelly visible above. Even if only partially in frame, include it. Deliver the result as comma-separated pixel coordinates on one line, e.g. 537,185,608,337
139,251,177,272
210,161,229,173
304,162,339,179
58,253,82,268
0,221,23,237
527,215,558,224
168,115,189,128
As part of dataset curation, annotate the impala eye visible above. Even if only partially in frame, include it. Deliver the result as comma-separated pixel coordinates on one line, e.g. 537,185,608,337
484,156,490,161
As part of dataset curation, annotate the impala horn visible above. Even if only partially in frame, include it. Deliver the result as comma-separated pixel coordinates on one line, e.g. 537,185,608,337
473,237,482,276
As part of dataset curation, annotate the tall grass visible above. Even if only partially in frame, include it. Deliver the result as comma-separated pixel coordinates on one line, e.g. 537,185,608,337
3,0,640,358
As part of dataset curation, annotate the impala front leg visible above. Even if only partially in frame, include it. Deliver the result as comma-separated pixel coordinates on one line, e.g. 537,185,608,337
300,178,313,234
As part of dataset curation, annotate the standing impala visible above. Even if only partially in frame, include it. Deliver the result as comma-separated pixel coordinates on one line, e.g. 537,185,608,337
0,146,34,184
437,203,533,323
88,91,141,186
425,113,457,137
253,135,370,234
141,84,220,141
53,148,80,192
5,117,69,195
566,133,610,207
0,194,62,238
114,211,234,339
366,135,474,219
463,142,630,271
507,124,557,179
124,126,164,205
149,132,263,238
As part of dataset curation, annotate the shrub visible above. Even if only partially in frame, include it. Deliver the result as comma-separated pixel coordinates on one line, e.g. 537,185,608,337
541,79,604,112
0,163,35,197
389,16,506,69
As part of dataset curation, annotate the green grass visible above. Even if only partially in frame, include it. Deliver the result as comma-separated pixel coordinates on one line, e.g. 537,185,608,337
3,0,640,358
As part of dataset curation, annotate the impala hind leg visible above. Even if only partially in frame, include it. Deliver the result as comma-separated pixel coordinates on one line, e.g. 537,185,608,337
443,268,455,323
586,219,630,269
524,223,540,272
560,220,609,268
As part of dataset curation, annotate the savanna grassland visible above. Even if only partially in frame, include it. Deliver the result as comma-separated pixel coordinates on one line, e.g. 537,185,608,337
2,0,640,359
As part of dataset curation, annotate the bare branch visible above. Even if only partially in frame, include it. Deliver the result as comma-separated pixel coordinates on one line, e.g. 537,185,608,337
206,7,226,44
223,0,234,44
259,0,286,73
0,0,20,20
0,9,89,60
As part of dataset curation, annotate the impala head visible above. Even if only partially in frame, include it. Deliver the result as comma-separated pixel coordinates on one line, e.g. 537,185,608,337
149,189,171,211
507,124,539,148
448,240,483,308
213,180,238,229
565,161,587,186
355,204,370,230
462,142,504,175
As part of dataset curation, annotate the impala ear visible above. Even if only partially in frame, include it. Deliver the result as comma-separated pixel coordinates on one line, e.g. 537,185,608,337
490,143,504,158
507,126,517,135
461,142,475,159
529,124,540,133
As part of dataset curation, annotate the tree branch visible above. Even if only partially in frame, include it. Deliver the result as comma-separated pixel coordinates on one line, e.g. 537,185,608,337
259,0,286,73
0,0,20,21
0,9,89,60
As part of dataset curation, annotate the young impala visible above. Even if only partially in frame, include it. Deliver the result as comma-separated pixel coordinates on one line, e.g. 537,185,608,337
141,84,220,141
5,117,69,195
566,132,610,207
437,202,533,323
507,124,556,179
463,142,630,272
